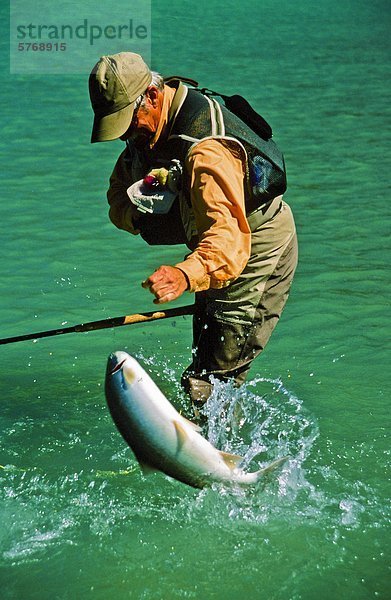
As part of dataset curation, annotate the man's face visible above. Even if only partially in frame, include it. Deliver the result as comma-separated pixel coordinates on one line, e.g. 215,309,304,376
120,87,162,144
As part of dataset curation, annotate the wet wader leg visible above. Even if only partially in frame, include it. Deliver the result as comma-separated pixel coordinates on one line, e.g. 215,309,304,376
237,230,298,376
181,230,298,409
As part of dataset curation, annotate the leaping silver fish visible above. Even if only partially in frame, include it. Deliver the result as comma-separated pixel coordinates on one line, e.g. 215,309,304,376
105,351,287,489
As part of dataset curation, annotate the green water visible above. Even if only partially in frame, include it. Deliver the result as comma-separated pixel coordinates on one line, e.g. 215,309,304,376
0,0,390,598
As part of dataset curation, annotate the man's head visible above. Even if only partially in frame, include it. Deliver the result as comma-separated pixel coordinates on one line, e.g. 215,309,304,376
89,52,163,143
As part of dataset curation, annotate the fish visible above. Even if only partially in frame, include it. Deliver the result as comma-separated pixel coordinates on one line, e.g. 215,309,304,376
105,351,288,489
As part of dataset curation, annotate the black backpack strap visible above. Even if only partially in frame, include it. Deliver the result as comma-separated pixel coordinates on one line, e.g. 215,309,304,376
164,75,199,87
163,77,273,142
200,87,273,141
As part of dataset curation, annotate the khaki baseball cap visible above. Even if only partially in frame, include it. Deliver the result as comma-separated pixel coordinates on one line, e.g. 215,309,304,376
89,52,152,143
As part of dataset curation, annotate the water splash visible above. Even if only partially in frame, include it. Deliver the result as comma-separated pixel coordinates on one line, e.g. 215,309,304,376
0,363,387,570
200,375,317,473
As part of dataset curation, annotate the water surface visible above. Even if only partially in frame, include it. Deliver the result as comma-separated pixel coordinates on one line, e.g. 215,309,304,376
0,0,389,598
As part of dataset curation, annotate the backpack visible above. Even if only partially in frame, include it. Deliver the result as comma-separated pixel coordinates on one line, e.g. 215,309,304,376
164,76,273,141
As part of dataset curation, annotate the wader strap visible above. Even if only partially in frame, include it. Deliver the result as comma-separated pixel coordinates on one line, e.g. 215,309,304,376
170,134,201,144
168,93,226,144
205,96,226,136
211,98,226,136
167,82,189,134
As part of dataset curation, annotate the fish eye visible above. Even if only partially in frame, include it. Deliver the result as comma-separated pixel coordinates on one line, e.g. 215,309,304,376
123,365,136,385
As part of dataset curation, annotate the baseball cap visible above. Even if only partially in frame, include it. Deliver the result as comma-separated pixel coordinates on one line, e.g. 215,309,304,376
89,52,152,143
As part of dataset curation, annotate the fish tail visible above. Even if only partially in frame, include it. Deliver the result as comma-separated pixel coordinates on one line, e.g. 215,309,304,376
254,455,289,482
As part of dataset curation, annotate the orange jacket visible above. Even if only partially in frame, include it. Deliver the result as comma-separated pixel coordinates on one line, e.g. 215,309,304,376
107,85,251,293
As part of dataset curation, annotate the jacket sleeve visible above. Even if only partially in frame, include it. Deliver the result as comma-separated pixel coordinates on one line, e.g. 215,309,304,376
175,138,251,292
107,149,141,235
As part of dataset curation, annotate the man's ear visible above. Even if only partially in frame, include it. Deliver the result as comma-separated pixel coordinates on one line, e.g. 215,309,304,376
145,86,160,107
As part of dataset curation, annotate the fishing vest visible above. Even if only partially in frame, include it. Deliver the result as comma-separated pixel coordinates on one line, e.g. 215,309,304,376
129,82,287,248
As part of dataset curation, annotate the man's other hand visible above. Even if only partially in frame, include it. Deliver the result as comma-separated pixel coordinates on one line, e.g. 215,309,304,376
142,265,189,304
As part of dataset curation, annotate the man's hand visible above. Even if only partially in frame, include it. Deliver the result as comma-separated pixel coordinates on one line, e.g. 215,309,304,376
142,265,189,304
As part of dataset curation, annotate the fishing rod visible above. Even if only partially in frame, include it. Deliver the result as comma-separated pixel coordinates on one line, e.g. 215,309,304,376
0,304,195,346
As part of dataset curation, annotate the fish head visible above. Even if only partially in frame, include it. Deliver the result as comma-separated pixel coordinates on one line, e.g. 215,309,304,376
105,351,145,453
105,351,142,390
107,351,130,375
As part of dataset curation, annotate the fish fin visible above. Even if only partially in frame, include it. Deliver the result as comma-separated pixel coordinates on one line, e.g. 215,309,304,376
132,450,159,476
173,419,189,451
255,456,289,480
180,416,203,433
138,460,159,475
219,451,244,470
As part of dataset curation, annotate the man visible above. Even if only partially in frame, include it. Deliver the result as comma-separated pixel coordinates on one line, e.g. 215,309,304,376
89,52,298,410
